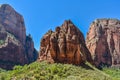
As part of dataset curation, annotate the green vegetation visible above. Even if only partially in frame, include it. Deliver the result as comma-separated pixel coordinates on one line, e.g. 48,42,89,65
0,40,4,45
0,61,112,80
103,67,120,80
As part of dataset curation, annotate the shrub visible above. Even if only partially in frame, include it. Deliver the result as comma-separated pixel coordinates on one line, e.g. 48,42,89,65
0,40,4,45
0,61,112,80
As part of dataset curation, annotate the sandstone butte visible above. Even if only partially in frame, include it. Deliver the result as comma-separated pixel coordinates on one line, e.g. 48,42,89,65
38,20,93,65
86,19,120,68
0,4,38,70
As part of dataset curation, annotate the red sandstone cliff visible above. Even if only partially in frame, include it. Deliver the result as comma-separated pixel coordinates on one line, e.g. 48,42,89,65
0,4,38,70
39,20,92,65
86,19,120,68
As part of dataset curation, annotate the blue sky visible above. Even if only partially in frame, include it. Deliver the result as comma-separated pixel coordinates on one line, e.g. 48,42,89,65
0,0,120,50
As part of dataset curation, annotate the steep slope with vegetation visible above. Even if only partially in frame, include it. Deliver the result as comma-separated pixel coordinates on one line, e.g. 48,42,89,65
0,61,112,80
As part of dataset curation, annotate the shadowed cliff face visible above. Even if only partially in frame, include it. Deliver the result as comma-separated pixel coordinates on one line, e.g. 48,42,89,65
0,4,26,45
0,4,38,70
86,19,120,68
38,20,92,65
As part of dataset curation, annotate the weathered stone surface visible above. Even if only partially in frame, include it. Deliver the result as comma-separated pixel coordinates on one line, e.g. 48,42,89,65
0,4,26,45
25,35,38,63
39,20,92,65
0,4,38,70
86,19,120,68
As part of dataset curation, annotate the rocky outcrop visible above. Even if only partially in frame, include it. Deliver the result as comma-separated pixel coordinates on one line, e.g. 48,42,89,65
39,20,92,65
0,4,38,70
0,4,26,45
86,19,120,68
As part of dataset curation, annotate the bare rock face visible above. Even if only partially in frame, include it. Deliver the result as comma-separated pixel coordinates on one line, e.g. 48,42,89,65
86,19,120,68
39,20,92,65
25,35,38,63
0,4,26,45
0,4,38,70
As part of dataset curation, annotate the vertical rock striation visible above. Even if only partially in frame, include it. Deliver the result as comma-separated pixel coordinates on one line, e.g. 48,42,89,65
39,20,92,65
0,4,38,70
86,19,120,68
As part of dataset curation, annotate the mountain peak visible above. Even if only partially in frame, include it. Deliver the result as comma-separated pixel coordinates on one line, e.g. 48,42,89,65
64,20,73,24
0,4,12,7
39,19,92,65
0,4,15,12
62,20,74,27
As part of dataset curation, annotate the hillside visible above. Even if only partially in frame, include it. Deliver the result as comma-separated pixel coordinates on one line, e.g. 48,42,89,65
0,61,112,80
103,67,120,80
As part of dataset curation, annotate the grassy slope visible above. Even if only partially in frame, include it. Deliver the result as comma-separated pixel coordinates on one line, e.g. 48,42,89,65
103,67,120,80
0,61,112,80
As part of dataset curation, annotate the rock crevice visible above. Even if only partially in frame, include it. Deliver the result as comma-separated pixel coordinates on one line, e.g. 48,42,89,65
39,20,92,65
86,19,120,68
